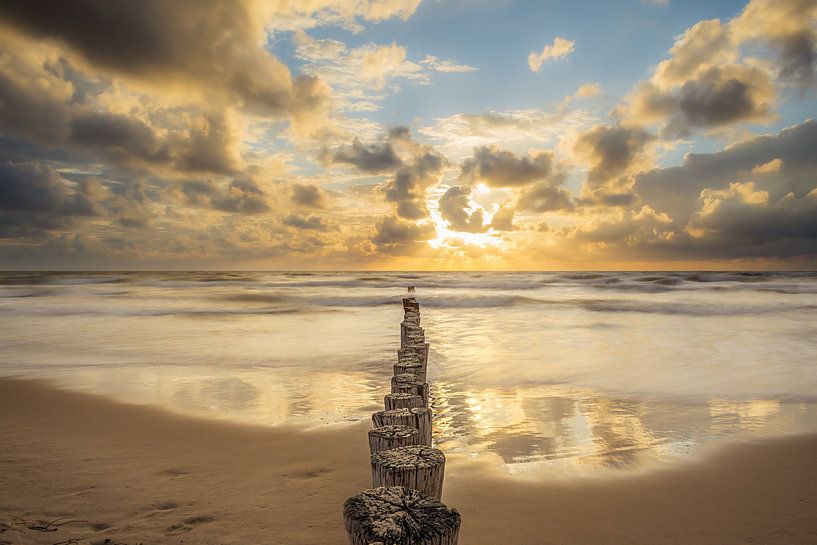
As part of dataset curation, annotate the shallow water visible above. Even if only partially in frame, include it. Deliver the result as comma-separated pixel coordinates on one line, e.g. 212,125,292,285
1,271,816,473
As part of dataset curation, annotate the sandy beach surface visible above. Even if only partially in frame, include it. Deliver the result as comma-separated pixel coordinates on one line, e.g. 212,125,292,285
2,378,816,545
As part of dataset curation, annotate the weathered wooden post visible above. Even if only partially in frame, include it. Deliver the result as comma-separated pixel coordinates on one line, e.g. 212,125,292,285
372,407,432,446
344,289,459,545
343,487,460,545
391,373,429,406
368,425,420,454
394,360,426,382
384,392,424,410
371,445,446,500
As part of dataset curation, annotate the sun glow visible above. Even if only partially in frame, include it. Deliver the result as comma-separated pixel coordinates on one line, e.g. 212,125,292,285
426,194,504,250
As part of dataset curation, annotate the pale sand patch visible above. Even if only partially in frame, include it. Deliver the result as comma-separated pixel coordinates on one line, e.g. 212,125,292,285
1,378,816,545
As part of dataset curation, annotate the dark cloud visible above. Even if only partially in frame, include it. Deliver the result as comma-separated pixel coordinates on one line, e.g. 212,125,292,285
689,183,817,246
109,181,152,228
0,53,243,176
489,205,516,231
517,183,575,213
371,215,435,255
460,146,556,187
175,178,270,214
331,126,413,174
573,124,655,205
282,214,330,231
778,29,817,88
635,119,817,224
385,147,446,220
291,183,325,209
438,186,487,233
0,0,321,117
733,0,817,90
0,161,108,238
332,138,403,173
624,66,775,138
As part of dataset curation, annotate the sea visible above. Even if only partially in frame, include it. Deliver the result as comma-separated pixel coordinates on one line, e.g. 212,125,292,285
2,271,816,474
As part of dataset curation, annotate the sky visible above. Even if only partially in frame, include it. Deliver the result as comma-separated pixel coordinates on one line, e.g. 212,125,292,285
0,0,816,270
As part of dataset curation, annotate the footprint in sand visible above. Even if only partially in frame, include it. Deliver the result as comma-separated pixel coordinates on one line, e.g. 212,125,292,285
164,515,215,535
140,502,178,520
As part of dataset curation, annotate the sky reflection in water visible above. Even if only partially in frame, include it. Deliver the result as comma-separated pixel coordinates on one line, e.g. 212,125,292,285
1,271,816,474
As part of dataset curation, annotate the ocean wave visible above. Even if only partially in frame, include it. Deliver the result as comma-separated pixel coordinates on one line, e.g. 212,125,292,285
582,300,817,316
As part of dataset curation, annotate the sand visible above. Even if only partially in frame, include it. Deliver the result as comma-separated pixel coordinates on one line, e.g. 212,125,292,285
1,378,816,545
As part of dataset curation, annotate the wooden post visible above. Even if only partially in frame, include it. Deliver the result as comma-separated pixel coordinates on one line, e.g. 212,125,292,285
371,446,446,500
372,407,432,446
384,393,424,410
394,361,426,382
368,425,419,454
391,373,429,407
343,486,460,545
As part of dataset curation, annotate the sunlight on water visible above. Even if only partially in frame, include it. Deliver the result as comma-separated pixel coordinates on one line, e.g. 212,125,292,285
1,271,817,474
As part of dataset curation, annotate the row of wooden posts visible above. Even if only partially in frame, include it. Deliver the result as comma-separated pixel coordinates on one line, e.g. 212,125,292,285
343,289,461,545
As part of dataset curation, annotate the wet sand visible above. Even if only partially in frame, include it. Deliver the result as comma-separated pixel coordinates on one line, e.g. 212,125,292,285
1,378,816,545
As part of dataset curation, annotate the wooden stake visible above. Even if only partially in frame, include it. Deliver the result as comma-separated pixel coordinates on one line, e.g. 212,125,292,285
384,393,424,410
394,361,426,382
368,425,419,454
371,446,446,500
343,486,460,545
391,374,429,407
372,408,432,446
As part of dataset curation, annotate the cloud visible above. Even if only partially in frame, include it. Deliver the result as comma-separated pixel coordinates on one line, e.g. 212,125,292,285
619,0,817,137
174,178,270,214
282,214,330,231
517,183,575,213
371,215,435,254
0,37,245,177
623,65,776,137
574,83,603,99
0,162,91,216
489,204,516,231
291,184,326,208
732,0,817,89
460,146,558,187
752,158,785,174
635,119,817,224
687,182,817,252
652,19,735,88
565,205,677,246
361,43,420,88
332,133,404,173
294,34,471,113
0,0,330,119
420,55,478,73
0,161,150,237
573,124,656,205
419,108,596,155
438,186,488,233
268,0,422,31
386,147,446,219
528,37,575,72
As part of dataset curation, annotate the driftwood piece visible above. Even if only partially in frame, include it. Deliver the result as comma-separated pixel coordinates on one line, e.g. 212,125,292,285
384,393,424,410
372,408,432,446
391,374,429,407
343,486,460,545
371,446,446,500
368,425,420,454
393,361,426,382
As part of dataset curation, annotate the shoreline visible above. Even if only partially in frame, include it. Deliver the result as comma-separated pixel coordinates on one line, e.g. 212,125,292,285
2,377,817,544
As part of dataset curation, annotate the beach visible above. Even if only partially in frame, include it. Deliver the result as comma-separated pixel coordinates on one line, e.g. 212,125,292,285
2,377,816,545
